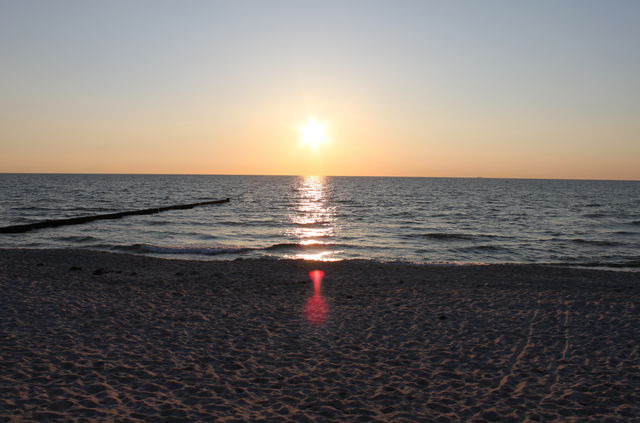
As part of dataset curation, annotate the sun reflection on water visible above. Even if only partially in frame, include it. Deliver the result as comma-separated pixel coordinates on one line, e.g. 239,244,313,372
285,176,341,261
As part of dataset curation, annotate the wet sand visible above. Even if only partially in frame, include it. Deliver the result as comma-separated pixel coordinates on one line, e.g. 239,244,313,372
1,248,639,422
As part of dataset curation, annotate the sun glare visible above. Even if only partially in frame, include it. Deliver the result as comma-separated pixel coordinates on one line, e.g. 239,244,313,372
298,117,329,150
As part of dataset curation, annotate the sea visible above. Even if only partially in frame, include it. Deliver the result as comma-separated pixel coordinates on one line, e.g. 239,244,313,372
1,174,639,269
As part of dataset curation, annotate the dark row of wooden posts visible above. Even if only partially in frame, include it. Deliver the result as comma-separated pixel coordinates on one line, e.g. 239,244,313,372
0,198,230,234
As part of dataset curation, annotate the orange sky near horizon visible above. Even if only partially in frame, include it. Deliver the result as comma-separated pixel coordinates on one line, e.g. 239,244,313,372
3,99,637,180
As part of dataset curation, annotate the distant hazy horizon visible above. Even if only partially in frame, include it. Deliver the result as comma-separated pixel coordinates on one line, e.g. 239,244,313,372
1,1,639,180
1,172,638,182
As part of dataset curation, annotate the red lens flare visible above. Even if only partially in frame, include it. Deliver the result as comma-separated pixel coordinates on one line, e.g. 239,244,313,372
305,270,328,325
305,295,329,326
309,270,325,294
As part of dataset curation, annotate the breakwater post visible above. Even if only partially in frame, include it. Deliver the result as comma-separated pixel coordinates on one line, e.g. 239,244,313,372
0,198,230,234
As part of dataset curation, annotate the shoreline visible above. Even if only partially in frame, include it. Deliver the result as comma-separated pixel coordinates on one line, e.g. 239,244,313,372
3,246,639,272
2,248,639,421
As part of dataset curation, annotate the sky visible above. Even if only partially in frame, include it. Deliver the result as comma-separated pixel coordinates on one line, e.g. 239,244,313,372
1,0,639,179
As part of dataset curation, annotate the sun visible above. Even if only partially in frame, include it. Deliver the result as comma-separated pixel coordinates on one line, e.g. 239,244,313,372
298,117,329,150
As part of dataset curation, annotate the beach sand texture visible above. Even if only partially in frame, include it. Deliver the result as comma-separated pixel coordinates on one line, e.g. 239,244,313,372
1,249,639,422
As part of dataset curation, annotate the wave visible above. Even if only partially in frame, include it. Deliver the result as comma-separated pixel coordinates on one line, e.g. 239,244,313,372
548,237,623,247
569,238,621,247
282,234,334,240
412,233,500,241
455,244,508,252
583,213,607,218
293,221,332,228
54,235,99,243
388,211,416,218
5,216,35,224
11,206,56,212
146,220,172,226
145,246,252,255
60,206,116,212
115,244,255,256
264,242,344,251
109,241,344,257
14,206,116,213
205,220,282,227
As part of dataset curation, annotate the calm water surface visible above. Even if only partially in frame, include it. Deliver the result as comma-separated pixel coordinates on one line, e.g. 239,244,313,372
1,174,639,268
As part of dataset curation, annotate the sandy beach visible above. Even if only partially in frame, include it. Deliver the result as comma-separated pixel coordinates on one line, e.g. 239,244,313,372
1,248,639,422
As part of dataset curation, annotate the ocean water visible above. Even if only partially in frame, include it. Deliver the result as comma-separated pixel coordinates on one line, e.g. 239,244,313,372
1,174,639,268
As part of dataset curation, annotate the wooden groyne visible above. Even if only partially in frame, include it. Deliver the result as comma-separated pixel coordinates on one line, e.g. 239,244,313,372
0,198,230,234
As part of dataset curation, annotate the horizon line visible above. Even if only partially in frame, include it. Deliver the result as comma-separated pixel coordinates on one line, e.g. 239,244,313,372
1,172,638,182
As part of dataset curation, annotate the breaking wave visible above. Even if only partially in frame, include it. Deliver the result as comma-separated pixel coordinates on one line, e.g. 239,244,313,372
112,244,255,256
110,241,345,256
